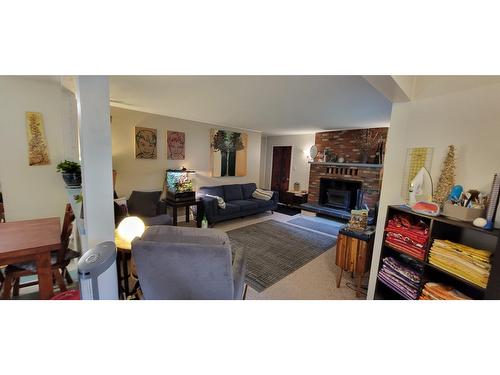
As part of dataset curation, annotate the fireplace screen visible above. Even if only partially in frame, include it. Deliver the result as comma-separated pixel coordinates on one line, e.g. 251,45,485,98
326,189,351,210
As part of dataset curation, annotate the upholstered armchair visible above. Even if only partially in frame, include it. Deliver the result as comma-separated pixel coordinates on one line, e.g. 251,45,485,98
131,225,247,300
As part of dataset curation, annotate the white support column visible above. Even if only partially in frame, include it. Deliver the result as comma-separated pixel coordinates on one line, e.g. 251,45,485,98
75,76,115,252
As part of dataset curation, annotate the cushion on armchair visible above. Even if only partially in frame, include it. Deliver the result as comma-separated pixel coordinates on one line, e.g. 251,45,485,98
127,191,162,217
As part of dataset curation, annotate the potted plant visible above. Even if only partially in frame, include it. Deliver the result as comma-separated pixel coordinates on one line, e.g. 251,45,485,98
56,160,82,187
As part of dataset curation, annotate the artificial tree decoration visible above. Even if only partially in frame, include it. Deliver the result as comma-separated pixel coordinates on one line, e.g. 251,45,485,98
433,145,456,208
357,129,383,163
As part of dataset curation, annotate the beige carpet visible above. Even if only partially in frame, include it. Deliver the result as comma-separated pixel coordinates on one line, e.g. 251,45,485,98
208,211,367,300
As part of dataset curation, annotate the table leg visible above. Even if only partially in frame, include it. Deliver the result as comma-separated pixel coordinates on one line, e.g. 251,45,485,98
116,252,124,300
185,205,190,223
172,207,178,226
122,253,130,298
336,267,343,288
356,273,363,298
36,252,53,299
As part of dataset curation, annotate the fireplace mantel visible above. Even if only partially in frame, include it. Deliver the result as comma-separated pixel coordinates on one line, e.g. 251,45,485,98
308,161,383,169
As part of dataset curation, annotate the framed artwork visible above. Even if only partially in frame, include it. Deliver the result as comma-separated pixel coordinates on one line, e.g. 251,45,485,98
167,131,185,160
135,126,157,159
26,112,50,166
210,129,248,177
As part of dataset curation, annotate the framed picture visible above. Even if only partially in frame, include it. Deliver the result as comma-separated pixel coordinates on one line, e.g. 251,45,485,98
210,129,247,177
135,126,157,159
167,131,185,160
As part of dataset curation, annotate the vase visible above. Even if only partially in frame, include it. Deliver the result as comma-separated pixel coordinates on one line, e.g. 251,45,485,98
62,172,82,187
360,150,369,164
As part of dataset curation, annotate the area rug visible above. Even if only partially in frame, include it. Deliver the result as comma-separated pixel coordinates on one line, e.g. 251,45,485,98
227,219,337,292
287,215,344,237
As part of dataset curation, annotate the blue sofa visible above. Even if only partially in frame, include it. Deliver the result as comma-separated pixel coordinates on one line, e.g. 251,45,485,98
198,183,278,225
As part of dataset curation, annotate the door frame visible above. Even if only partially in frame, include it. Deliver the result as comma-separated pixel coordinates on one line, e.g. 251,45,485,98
270,145,293,193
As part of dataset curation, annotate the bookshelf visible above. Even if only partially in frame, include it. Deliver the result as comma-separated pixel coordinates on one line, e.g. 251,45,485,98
374,205,500,300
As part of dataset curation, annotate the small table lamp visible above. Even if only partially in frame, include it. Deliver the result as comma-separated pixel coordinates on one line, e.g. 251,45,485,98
117,216,146,244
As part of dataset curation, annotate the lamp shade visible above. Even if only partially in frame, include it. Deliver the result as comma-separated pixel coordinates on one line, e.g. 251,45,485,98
117,216,145,243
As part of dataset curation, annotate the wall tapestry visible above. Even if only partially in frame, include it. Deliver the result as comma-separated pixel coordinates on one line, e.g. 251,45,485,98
135,126,157,159
26,112,50,166
210,129,248,177
167,131,185,160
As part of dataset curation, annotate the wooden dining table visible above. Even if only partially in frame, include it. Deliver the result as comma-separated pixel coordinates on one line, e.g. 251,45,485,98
0,217,61,299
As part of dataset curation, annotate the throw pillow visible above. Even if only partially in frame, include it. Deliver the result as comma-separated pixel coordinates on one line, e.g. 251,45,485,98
206,194,226,209
252,188,274,201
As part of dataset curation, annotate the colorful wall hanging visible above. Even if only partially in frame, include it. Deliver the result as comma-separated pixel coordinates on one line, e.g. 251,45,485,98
167,131,185,160
210,129,248,177
26,112,50,166
135,126,157,159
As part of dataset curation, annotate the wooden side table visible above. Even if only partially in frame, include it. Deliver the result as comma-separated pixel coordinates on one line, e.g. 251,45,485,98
335,226,375,297
281,191,308,206
164,199,203,227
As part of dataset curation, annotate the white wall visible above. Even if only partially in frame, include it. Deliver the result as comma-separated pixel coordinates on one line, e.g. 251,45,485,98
367,77,500,299
263,133,315,191
259,136,268,188
0,76,78,221
111,106,262,197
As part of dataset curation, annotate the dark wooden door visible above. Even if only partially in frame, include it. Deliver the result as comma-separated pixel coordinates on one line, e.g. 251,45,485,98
271,146,292,200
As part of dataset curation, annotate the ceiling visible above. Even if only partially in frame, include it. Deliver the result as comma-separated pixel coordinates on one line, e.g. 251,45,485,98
106,76,393,136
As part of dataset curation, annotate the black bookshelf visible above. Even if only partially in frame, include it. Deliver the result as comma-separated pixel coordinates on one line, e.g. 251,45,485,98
374,205,500,300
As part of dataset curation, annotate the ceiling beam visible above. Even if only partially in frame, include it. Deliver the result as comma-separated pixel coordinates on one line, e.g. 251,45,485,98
363,75,414,103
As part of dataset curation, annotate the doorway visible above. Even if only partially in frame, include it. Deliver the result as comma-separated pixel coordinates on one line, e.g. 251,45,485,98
271,146,292,201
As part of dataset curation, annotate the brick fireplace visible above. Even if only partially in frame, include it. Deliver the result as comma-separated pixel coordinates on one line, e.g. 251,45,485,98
308,164,383,210
306,128,387,215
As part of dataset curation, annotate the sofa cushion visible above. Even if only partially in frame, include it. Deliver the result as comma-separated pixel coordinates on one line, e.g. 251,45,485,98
241,183,257,199
252,188,273,201
141,214,173,226
221,202,241,214
223,184,243,201
205,194,226,209
127,191,162,217
250,198,275,209
230,200,259,210
199,186,224,200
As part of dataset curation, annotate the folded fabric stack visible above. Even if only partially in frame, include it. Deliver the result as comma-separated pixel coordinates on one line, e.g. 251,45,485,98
429,239,491,288
419,282,471,300
377,256,422,299
384,214,429,260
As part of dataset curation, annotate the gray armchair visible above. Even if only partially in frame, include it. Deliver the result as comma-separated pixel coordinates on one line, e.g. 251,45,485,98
131,225,247,300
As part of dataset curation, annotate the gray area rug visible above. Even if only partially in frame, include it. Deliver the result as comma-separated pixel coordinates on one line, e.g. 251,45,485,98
227,220,337,292
288,215,344,236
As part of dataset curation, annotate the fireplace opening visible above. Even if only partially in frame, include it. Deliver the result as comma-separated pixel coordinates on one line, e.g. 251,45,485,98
319,178,363,211
326,189,351,210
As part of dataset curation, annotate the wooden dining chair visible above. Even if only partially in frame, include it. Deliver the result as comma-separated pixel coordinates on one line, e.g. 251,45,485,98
0,202,5,223
1,204,80,299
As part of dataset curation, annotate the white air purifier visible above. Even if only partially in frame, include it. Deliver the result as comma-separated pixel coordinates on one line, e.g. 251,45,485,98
78,241,119,300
